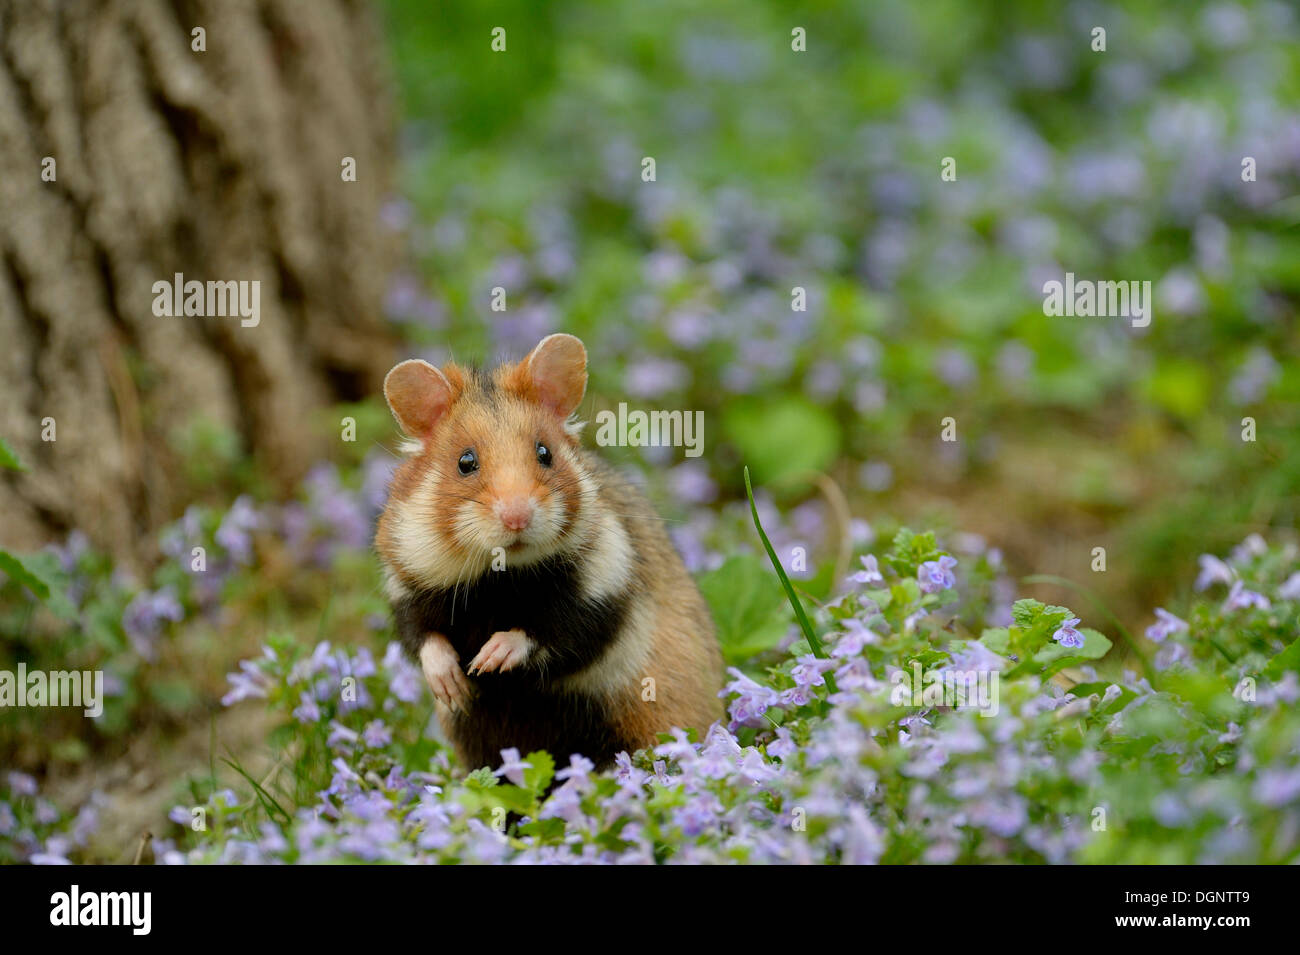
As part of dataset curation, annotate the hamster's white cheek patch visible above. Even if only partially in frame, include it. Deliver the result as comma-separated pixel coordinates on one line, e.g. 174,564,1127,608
393,500,458,590
537,495,566,543
579,509,634,603
453,500,491,551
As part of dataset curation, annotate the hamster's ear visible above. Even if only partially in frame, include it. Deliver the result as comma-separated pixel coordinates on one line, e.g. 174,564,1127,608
384,359,457,445
513,333,587,417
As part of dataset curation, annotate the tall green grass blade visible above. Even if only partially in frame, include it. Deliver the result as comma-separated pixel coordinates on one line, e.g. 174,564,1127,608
744,467,828,662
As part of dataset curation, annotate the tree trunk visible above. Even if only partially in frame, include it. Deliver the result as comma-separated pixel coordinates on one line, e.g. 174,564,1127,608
0,0,398,562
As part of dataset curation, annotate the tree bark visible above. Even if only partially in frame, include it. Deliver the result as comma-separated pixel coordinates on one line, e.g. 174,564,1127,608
0,0,398,563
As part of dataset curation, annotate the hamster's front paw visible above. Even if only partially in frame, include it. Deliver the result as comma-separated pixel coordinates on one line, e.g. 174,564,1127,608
419,634,472,712
467,628,533,675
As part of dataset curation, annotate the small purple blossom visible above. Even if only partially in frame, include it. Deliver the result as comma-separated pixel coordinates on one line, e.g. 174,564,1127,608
1195,554,1234,591
917,555,957,594
215,495,262,565
122,586,185,660
720,667,782,728
222,657,273,706
1052,617,1086,649
1145,608,1188,643
494,748,532,787
848,554,884,586
1224,580,1270,612
791,654,836,690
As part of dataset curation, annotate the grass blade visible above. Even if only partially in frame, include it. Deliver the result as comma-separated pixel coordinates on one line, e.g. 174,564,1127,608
744,467,828,662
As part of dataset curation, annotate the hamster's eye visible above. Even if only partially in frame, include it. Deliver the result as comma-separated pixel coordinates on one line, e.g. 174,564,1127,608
457,450,479,475
536,442,553,467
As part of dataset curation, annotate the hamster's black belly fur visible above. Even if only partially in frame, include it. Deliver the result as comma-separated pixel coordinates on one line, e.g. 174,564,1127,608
393,555,635,769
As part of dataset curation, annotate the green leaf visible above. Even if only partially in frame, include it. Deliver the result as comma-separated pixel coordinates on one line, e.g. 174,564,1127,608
486,785,536,815
1264,637,1300,680
883,528,941,577
0,437,24,471
522,750,555,795
724,398,840,486
1011,598,1045,629
978,627,1011,654
517,817,566,841
0,549,51,601
464,767,499,789
12,551,78,620
1015,627,1113,679
1010,598,1072,631
1070,680,1136,715
697,554,792,664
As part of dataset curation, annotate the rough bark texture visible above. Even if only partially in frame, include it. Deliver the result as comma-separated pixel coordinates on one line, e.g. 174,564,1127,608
0,0,398,562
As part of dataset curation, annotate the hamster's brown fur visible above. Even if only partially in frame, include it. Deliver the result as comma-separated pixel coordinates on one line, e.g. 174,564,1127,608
376,334,722,770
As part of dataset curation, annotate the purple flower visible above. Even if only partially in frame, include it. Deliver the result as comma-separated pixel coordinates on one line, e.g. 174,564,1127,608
159,507,203,562
1144,608,1188,643
122,586,185,660
1254,768,1300,808
362,720,392,749
302,465,370,558
841,805,884,864
848,554,884,586
721,667,782,728
46,530,89,574
1230,534,1267,565
651,760,673,787
766,727,797,761
1052,617,1086,650
676,791,722,836
327,722,359,751
934,347,977,389
945,641,1007,674
791,654,836,690
556,754,595,786
736,748,780,784
654,728,698,764
293,693,322,725
7,772,38,797
669,461,717,505
494,748,532,787
613,751,648,789
1279,573,1300,602
383,643,423,704
222,659,272,706
624,358,689,399
832,618,878,657
666,308,713,348
970,794,1028,838
1224,580,1270,612
779,685,814,707
215,495,262,565
1195,554,1234,591
917,555,958,594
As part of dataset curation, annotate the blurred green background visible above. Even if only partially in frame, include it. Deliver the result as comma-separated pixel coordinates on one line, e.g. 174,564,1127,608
377,0,1300,624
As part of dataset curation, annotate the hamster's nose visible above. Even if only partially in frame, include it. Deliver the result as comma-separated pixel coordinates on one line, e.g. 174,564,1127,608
497,497,533,532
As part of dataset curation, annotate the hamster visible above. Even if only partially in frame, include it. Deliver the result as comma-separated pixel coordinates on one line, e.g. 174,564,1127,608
375,333,723,771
